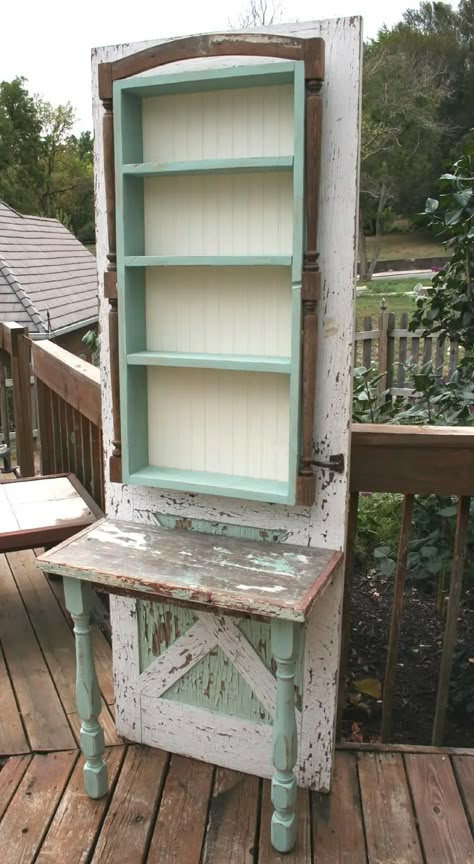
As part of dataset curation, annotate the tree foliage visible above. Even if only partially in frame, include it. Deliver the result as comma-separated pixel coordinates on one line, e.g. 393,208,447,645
411,142,474,351
0,78,94,242
360,0,474,278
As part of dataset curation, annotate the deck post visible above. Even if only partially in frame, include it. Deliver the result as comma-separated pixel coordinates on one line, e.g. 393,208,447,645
63,576,108,798
271,618,298,853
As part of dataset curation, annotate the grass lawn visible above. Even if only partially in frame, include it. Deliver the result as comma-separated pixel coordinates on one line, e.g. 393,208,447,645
355,276,431,325
364,231,445,260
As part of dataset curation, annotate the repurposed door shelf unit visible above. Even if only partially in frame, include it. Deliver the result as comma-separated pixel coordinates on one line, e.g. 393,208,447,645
102,35,325,505
88,26,361,856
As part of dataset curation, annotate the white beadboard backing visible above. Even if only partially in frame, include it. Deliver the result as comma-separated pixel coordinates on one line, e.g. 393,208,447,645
143,172,293,256
142,84,294,162
147,367,290,481
93,18,362,793
145,267,291,356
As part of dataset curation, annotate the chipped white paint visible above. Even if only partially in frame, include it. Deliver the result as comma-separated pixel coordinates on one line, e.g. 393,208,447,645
110,595,141,740
297,569,344,791
93,523,149,549
237,584,285,593
141,695,275,778
93,17,362,792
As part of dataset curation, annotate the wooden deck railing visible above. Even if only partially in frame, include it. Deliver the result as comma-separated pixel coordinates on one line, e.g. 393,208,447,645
31,339,105,512
343,424,474,746
1,320,472,747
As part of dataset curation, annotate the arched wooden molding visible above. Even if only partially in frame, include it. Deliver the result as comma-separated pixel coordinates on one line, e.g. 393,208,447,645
99,32,324,502
98,33,324,101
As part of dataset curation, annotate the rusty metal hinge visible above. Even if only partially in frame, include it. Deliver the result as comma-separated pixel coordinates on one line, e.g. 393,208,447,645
311,453,345,473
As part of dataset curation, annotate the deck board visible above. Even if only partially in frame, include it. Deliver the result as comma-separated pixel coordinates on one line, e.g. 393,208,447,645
358,752,423,864
147,755,213,864
0,554,76,752
0,648,29,755
202,768,260,863
0,755,32,821
312,751,367,863
7,550,118,746
36,747,125,864
0,751,76,863
0,549,472,863
406,753,474,864
90,746,168,864
452,755,474,833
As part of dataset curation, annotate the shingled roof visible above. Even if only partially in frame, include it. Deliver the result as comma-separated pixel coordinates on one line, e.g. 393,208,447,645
0,201,98,335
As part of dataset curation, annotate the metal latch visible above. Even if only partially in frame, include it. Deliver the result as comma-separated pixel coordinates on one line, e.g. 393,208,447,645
311,453,345,473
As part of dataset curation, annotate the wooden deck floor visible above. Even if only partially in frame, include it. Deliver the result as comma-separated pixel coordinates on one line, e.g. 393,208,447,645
0,549,473,863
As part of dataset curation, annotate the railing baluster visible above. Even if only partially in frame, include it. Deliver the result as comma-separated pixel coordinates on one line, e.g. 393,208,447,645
51,390,61,474
432,495,470,746
0,351,10,448
36,380,53,475
381,493,415,742
80,413,92,498
10,325,34,476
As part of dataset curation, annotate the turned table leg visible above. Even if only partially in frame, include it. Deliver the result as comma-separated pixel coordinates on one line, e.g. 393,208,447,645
64,577,108,798
271,619,298,853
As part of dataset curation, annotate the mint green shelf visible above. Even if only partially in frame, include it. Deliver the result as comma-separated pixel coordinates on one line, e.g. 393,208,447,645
115,61,297,98
124,255,292,268
122,156,294,177
127,351,291,373
128,465,292,504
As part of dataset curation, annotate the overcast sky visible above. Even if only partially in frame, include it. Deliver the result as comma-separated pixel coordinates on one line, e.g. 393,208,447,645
1,0,450,131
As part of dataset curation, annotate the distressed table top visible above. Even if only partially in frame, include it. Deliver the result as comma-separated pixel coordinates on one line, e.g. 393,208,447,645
37,518,342,621
0,474,101,553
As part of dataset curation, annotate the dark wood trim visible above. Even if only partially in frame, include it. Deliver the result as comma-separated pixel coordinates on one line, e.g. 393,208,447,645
67,472,105,520
304,82,323,265
104,270,117,300
98,34,325,99
101,66,121,483
0,522,95,555
295,71,324,505
108,299,121,479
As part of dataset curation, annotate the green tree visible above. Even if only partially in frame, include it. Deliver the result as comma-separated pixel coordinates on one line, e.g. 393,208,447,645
0,78,95,243
359,29,453,280
0,77,42,213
